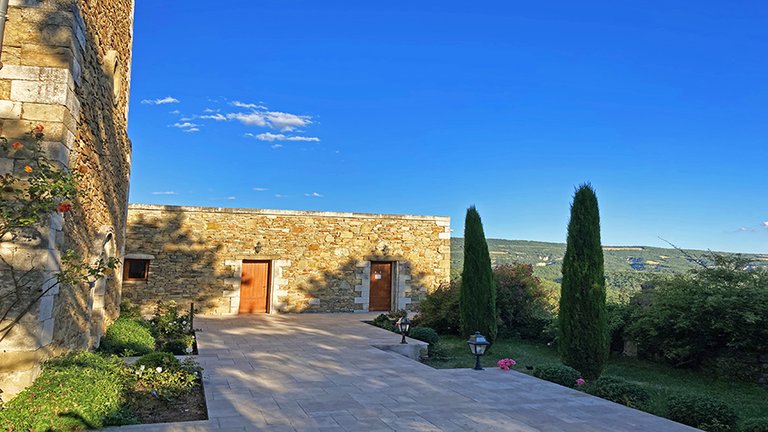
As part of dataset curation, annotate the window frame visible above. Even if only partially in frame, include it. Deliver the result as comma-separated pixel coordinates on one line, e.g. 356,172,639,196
123,258,150,281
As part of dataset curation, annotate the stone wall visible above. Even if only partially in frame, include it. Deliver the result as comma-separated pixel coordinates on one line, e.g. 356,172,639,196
123,205,451,315
0,0,134,398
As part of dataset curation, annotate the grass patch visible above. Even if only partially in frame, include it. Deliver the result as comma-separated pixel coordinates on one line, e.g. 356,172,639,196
0,351,206,431
426,336,768,424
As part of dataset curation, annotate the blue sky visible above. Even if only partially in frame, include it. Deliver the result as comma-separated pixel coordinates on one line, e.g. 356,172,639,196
128,1,767,254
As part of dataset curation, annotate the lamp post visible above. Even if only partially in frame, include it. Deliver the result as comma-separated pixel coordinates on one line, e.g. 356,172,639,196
397,316,411,344
467,331,490,370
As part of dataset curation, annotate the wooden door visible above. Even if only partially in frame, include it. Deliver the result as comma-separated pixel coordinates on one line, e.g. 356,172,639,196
239,261,270,313
369,262,392,311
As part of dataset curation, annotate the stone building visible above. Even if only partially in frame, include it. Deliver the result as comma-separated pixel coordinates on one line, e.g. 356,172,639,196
123,204,451,315
0,0,134,397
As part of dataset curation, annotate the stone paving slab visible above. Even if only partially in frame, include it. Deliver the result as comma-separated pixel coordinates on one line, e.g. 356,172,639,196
106,313,700,431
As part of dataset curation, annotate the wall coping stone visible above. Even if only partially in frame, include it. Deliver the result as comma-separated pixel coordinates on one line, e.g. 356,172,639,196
129,203,450,223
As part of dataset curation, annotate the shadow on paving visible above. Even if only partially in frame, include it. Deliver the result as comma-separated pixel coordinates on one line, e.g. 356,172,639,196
105,313,700,432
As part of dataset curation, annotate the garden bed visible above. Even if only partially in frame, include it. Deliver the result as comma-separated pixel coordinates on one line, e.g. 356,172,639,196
0,301,208,430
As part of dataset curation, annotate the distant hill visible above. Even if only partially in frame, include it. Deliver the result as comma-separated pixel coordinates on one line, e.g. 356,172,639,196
450,238,768,301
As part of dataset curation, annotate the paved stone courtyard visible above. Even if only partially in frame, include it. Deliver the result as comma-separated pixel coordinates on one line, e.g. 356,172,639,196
108,314,698,431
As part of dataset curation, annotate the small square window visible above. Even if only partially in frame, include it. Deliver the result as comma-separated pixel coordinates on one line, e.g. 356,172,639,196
123,259,150,281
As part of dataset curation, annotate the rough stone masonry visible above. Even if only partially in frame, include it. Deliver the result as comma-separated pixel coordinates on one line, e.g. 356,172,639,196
123,204,451,315
0,0,134,398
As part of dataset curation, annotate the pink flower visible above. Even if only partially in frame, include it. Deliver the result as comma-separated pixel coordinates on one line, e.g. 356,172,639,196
575,378,586,386
497,358,517,371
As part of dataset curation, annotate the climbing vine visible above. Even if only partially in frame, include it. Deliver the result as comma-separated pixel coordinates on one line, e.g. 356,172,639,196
0,125,116,344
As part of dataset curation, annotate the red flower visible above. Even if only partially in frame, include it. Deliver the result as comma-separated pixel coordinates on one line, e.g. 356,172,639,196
11,141,23,150
33,124,44,134
57,202,72,213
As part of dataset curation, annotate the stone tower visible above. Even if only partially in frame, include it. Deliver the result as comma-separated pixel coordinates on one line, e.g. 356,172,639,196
0,0,134,398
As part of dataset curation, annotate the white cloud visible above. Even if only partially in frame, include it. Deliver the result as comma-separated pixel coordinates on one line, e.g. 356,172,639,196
200,113,227,121
231,101,267,110
142,96,180,105
304,192,323,197
151,191,177,195
271,144,283,149
266,111,312,131
170,122,200,133
169,110,181,115
253,187,269,191
203,108,217,113
180,116,195,121
171,122,199,129
763,221,768,229
227,196,236,200
275,194,288,198
227,112,268,126
254,132,320,142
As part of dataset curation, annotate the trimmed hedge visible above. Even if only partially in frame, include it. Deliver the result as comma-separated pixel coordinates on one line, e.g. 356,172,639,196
99,317,155,355
409,327,439,346
667,393,738,432
533,364,581,388
585,376,649,408
0,352,132,431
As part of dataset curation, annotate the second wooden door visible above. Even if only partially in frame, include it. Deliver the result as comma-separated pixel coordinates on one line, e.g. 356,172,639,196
369,262,392,311
239,261,270,313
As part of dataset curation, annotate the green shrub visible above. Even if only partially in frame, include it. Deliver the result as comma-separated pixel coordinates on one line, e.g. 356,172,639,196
459,206,497,342
119,300,143,321
99,317,155,355
533,364,581,388
414,280,460,335
606,303,634,352
372,313,395,331
495,263,556,340
667,393,738,432
585,376,650,408
742,418,768,432
151,300,192,339
425,342,450,361
0,352,132,431
162,339,188,355
627,255,768,368
134,352,181,372
388,309,407,320
409,327,439,346
559,184,608,380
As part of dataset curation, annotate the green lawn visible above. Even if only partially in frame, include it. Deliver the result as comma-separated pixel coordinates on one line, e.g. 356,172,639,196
425,336,768,423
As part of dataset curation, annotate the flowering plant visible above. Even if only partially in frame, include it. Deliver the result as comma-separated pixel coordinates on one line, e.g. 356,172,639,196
0,126,116,343
497,358,517,371
131,358,201,400
575,377,586,386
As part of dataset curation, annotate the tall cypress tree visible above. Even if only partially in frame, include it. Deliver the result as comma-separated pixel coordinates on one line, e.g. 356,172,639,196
559,184,608,380
460,206,497,342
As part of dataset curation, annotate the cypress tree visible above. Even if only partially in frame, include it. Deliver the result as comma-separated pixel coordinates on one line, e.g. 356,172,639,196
459,206,497,342
558,184,608,380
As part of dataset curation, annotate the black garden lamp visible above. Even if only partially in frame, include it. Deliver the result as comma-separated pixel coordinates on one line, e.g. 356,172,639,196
397,316,411,344
467,331,490,370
